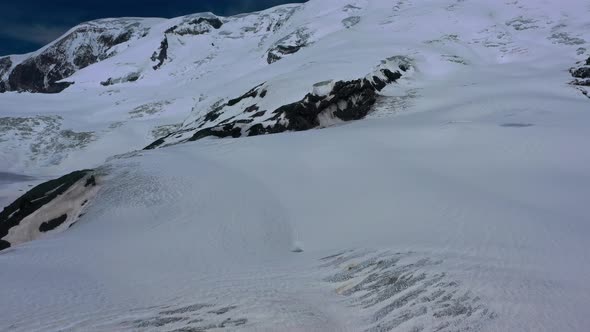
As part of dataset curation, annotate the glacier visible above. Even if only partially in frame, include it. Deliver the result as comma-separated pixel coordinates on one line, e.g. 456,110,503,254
1,0,590,331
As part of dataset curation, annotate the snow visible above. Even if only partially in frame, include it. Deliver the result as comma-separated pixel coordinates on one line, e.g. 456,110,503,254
1,0,590,330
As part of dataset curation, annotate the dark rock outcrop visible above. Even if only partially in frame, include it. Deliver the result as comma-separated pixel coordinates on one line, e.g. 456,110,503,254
145,58,412,149
0,170,92,251
267,45,303,64
267,29,310,64
227,83,265,106
39,214,68,232
571,67,590,79
193,17,223,29
189,77,381,140
569,56,590,98
165,16,224,36
8,59,75,93
151,37,169,70
85,175,97,187
98,30,133,47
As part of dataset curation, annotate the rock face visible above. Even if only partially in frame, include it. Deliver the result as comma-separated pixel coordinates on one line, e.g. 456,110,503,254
145,57,413,149
267,29,310,64
0,19,151,93
165,16,224,36
151,37,169,70
0,170,98,251
570,56,590,80
570,56,590,98
151,15,224,70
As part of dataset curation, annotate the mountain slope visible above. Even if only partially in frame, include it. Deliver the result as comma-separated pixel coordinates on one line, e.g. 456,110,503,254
1,0,588,175
1,0,590,331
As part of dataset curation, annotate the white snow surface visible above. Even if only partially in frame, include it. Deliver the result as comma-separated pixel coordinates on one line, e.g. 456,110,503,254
1,0,590,331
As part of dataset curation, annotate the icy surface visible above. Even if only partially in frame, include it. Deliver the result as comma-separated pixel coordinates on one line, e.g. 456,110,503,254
1,0,590,330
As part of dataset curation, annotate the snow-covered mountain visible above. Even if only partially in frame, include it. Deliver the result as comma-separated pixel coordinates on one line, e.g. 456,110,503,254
1,0,590,331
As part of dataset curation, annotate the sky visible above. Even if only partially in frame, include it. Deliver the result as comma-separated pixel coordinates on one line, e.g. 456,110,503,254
0,0,306,56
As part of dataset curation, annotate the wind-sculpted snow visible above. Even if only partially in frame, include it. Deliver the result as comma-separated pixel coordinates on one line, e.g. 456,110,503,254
267,28,311,64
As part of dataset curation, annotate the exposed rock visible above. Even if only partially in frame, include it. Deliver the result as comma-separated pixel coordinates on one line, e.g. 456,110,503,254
98,30,133,47
0,170,96,251
267,29,310,64
244,105,260,113
571,66,590,79
85,175,96,187
39,214,68,232
188,124,243,141
573,79,590,87
569,57,590,97
268,45,301,63
144,136,170,150
193,17,224,29
145,57,413,149
8,59,74,93
227,83,264,106
251,110,267,118
165,16,224,36
152,37,169,70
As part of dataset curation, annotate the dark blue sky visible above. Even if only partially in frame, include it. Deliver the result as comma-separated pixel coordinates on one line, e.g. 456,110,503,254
0,0,306,56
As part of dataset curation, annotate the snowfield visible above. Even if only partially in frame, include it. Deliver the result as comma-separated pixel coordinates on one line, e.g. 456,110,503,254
1,0,590,331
